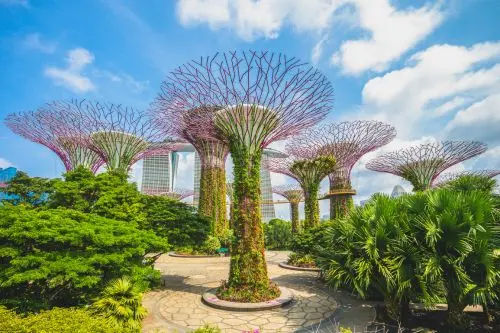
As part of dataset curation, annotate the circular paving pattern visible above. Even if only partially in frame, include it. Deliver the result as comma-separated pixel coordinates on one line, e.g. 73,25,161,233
143,251,376,333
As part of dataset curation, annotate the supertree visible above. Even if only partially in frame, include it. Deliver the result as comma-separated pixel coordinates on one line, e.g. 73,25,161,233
5,103,104,173
226,182,234,228
159,50,333,300
65,100,175,172
366,141,487,191
152,103,230,237
158,188,195,201
272,184,304,233
267,150,336,229
432,169,500,188
290,121,396,219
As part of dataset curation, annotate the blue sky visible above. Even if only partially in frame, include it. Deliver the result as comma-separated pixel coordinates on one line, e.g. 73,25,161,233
1,0,499,218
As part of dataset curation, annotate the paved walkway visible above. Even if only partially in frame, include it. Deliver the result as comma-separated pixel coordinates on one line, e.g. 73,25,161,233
142,251,376,333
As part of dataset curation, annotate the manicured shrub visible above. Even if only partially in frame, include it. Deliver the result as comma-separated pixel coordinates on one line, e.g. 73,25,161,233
290,221,333,255
287,253,316,268
0,306,126,333
201,236,221,255
0,205,168,311
264,218,293,250
141,194,211,249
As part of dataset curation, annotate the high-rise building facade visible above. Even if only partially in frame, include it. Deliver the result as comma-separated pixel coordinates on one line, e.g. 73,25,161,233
260,152,276,222
141,152,172,195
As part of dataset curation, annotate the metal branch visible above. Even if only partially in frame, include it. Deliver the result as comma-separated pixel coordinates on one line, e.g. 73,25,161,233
366,141,487,191
432,169,500,187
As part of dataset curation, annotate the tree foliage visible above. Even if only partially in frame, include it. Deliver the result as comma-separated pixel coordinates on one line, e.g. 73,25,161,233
0,205,168,311
1,171,54,206
264,218,293,250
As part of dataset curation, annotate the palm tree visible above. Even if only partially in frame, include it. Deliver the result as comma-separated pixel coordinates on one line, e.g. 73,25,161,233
406,189,498,327
316,194,430,324
93,277,147,331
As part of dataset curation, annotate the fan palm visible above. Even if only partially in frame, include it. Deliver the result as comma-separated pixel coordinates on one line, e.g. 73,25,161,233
406,189,498,327
316,194,430,323
92,277,147,331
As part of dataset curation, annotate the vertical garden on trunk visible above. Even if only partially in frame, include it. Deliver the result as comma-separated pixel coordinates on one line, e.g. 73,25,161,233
154,51,333,301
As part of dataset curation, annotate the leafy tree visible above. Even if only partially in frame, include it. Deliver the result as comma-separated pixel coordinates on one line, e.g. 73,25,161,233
48,167,145,224
1,171,54,206
291,221,333,256
406,189,498,327
141,194,210,248
264,218,292,250
0,205,168,311
92,277,146,332
0,306,127,333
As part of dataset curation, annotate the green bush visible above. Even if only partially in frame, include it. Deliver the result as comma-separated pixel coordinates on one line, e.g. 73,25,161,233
291,221,333,255
264,218,293,250
201,235,221,255
317,188,499,327
92,277,146,331
1,171,54,206
0,205,168,311
287,253,316,268
0,306,127,333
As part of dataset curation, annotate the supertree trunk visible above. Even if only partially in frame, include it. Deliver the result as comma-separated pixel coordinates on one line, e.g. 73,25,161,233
228,143,269,293
290,202,300,233
329,167,354,219
199,163,227,236
304,185,320,228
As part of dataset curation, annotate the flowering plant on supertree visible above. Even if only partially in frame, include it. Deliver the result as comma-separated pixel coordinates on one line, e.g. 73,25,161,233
367,141,487,191
64,99,177,172
290,121,396,219
272,184,304,233
152,103,229,236
5,102,103,173
159,50,333,301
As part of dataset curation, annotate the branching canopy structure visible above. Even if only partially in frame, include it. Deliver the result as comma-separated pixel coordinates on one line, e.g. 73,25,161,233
290,121,396,219
432,170,500,188
158,50,333,300
153,104,229,236
267,151,336,229
272,184,304,233
160,188,195,201
5,103,103,173
65,100,175,172
366,141,487,191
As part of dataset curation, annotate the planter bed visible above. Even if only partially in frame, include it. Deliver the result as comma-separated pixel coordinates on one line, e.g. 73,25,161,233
279,261,321,272
202,287,293,311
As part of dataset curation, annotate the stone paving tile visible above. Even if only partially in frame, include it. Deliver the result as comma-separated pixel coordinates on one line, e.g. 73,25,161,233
142,251,375,333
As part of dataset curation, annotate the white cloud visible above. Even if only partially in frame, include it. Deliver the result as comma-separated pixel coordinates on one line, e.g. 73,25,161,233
445,93,500,143
93,69,149,93
0,158,14,169
332,0,444,75
176,0,340,41
22,33,56,53
44,48,95,93
359,42,500,137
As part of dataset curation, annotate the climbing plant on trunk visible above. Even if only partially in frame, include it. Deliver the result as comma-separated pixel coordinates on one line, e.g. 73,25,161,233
156,51,333,301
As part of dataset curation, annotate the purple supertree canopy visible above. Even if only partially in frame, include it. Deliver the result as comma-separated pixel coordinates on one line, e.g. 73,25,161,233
287,120,396,190
152,104,229,168
366,141,488,191
5,103,104,173
432,169,500,187
272,184,304,203
60,99,177,171
156,50,334,149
